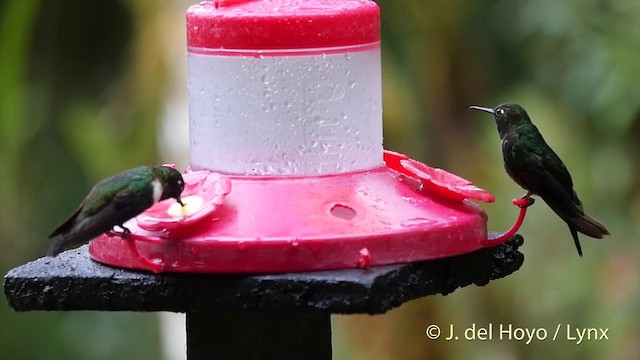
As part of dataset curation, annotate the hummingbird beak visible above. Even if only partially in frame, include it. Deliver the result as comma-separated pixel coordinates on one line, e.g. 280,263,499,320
469,105,495,114
176,198,184,206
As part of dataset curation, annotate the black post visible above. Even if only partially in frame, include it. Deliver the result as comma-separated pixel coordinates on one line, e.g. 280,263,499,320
187,312,331,360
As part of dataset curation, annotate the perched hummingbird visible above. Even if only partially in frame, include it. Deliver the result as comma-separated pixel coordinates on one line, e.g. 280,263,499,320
470,103,609,256
47,165,185,257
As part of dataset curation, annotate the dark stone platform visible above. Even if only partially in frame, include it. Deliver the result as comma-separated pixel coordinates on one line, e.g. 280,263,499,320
4,234,524,314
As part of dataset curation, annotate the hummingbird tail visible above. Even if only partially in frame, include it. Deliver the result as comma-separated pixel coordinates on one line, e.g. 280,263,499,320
569,226,583,257
47,232,88,257
49,206,83,238
571,212,610,239
565,212,608,257
46,241,65,257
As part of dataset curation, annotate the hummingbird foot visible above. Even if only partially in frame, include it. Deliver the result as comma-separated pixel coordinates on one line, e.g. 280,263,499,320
108,225,132,238
119,225,132,235
490,193,535,246
513,194,535,208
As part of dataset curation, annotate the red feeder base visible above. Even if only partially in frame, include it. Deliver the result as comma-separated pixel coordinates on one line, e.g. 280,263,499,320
89,151,502,273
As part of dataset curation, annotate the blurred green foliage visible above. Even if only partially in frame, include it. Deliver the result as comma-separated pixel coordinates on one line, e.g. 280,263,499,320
1,0,163,359
1,0,638,359
337,1,639,359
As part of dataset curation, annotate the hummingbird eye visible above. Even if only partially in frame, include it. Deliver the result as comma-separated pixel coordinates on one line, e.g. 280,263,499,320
496,108,505,116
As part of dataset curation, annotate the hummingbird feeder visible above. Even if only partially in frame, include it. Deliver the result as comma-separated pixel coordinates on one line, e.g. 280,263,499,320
89,0,525,273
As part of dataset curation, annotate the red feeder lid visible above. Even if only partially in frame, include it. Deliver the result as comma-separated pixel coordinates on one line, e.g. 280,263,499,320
89,152,502,273
186,0,380,51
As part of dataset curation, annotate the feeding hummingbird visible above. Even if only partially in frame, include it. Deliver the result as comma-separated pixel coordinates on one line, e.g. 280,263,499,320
469,103,609,256
47,165,185,257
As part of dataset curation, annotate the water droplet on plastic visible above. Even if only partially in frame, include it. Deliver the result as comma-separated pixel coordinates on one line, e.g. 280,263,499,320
401,196,421,206
401,218,436,227
356,248,371,269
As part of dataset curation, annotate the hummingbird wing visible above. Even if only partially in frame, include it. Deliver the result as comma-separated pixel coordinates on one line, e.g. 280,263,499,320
510,135,582,216
530,143,607,238
504,127,575,199
47,167,158,256
48,167,153,238
47,190,138,256
48,205,84,238
46,188,147,257
67,188,145,238
73,169,156,228
48,176,130,239
509,132,608,240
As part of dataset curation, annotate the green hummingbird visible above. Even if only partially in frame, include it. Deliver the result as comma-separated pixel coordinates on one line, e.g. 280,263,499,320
47,165,185,257
470,103,609,256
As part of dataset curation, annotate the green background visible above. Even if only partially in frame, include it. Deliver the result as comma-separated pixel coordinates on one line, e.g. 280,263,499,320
1,1,638,359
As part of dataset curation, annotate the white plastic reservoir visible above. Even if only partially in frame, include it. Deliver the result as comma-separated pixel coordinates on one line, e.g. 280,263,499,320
187,0,382,175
